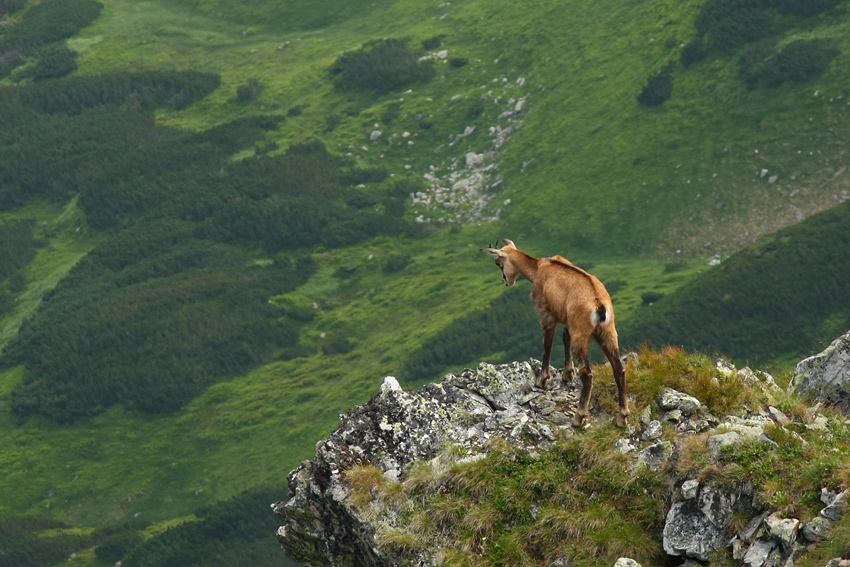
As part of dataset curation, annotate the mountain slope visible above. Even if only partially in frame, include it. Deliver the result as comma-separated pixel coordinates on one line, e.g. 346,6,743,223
0,0,849,565
622,197,850,368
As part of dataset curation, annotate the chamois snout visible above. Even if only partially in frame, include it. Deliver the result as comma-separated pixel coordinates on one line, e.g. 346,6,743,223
480,245,519,286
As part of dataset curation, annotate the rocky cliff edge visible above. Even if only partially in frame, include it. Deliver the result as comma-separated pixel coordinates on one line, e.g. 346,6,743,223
273,333,850,567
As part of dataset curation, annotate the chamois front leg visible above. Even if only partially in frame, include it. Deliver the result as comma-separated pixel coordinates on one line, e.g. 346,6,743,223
562,328,574,383
536,320,556,388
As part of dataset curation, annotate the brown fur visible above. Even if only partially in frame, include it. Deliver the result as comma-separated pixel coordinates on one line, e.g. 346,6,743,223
481,239,629,427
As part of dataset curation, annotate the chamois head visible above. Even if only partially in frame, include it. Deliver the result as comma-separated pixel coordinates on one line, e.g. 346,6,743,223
480,238,521,287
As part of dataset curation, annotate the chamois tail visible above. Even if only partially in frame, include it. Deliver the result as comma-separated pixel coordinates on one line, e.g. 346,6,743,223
591,303,610,327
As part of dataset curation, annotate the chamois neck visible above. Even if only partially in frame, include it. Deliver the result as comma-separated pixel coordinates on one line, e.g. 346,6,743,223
509,249,540,282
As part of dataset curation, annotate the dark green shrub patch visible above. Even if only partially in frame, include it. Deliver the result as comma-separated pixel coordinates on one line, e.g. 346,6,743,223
0,516,91,567
236,78,264,101
775,39,840,81
330,38,436,93
0,219,38,280
122,486,300,567
680,37,707,65
32,43,77,80
0,0,101,77
637,63,675,106
740,39,840,89
0,71,415,421
0,0,102,50
688,0,842,62
95,530,144,563
403,285,541,382
6,221,314,421
421,35,443,50
623,199,850,363
773,0,841,16
17,70,221,114
0,290,13,315
381,253,411,273
695,0,775,53
0,0,26,16
641,291,664,305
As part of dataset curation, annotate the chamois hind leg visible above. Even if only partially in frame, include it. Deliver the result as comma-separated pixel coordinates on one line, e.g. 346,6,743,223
536,320,556,388
562,328,574,384
572,340,593,427
598,331,630,428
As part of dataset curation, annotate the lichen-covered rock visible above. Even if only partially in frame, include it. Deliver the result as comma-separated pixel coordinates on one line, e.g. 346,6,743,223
801,516,832,542
662,481,749,562
765,513,799,547
641,419,663,441
820,489,848,521
743,539,777,567
681,479,699,500
789,330,850,411
273,360,585,566
631,441,672,474
657,388,702,416
707,431,742,460
274,374,480,566
663,499,728,561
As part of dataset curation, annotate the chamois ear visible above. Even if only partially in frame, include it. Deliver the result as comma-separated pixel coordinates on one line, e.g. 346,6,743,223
480,246,504,257
502,238,516,249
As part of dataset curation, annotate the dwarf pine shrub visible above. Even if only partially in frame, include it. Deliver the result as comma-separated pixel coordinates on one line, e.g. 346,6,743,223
330,38,436,93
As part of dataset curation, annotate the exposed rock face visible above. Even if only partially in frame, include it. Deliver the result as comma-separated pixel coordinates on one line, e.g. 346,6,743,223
273,361,581,566
789,330,850,410
273,354,848,567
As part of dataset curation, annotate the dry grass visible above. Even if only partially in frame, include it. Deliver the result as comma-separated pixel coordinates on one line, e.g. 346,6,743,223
673,431,712,477
404,459,439,494
344,462,385,507
377,526,425,556
593,345,763,420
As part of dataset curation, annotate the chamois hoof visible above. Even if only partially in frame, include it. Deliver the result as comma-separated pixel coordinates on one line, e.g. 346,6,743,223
534,375,549,389
615,412,629,428
572,413,586,427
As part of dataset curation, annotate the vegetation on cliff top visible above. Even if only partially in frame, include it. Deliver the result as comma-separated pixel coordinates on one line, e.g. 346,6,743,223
343,348,850,567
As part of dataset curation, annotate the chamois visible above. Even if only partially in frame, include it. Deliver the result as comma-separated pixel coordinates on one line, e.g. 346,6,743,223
481,239,629,427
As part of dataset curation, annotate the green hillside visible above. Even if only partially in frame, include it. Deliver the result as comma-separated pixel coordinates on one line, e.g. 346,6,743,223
622,197,850,370
0,0,849,564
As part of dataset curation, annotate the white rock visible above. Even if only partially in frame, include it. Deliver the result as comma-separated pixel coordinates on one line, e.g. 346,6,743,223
743,539,777,567
657,388,701,415
765,512,799,545
681,479,699,500
381,376,402,395
641,420,663,441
